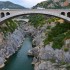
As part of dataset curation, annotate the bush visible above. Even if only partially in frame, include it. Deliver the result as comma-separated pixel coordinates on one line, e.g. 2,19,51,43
64,48,69,52
47,26,51,29
0,19,17,36
52,34,65,49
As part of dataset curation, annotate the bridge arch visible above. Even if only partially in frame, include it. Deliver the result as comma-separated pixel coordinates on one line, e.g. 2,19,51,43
0,10,70,24
61,12,65,16
1,12,5,18
6,12,10,16
67,12,70,18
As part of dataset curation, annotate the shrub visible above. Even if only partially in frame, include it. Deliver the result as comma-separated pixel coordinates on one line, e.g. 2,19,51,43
64,48,69,52
0,19,17,36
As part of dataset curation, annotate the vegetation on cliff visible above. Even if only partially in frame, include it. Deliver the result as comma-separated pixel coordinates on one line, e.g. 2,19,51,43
29,9,70,49
44,22,70,49
29,14,46,28
0,19,17,36
33,0,70,9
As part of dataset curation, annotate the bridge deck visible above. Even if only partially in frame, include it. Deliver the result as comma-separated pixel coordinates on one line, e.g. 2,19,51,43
0,9,70,24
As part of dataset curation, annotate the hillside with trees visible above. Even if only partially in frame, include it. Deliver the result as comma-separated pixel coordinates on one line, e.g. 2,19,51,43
33,0,70,9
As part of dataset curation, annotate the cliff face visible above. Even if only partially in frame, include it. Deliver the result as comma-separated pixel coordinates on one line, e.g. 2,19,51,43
28,23,70,70
27,16,70,70
0,20,36,68
33,0,70,9
0,22,25,68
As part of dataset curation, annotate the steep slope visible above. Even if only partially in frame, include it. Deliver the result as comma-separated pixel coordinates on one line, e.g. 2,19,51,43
33,0,70,9
0,1,26,9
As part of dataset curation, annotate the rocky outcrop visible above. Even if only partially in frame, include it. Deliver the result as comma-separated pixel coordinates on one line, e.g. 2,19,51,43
29,44,70,70
0,22,26,68
34,61,67,70
27,21,70,70
0,28,24,67
0,21,37,68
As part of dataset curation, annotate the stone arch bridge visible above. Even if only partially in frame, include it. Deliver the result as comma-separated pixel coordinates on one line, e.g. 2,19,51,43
0,9,70,24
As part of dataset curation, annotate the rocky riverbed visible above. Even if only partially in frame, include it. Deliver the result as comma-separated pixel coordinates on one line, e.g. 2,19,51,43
29,45,70,70
0,27,24,68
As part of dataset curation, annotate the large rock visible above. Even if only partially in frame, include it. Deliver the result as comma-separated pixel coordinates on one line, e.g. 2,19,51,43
39,45,54,60
38,45,70,63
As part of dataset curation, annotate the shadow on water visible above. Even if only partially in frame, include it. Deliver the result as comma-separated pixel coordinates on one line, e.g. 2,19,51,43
0,37,34,70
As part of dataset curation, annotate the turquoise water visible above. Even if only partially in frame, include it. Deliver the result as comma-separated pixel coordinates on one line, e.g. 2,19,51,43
0,38,33,70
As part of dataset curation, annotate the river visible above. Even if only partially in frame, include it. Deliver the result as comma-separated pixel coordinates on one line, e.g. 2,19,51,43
0,38,34,70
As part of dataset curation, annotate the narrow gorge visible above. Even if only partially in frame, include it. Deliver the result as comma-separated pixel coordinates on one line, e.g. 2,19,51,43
0,14,70,70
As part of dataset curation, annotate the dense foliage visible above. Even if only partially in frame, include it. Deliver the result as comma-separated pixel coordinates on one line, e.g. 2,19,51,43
44,22,70,49
0,19,17,36
33,0,70,9
29,14,46,28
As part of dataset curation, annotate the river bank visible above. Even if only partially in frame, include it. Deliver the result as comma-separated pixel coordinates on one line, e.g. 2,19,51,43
0,20,36,68
0,21,27,68
0,38,33,70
